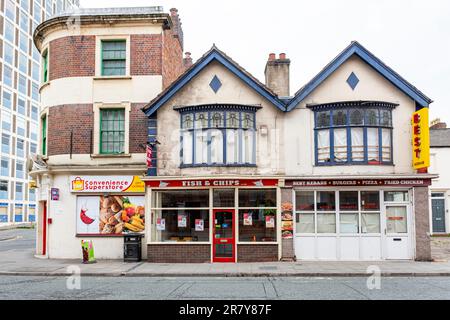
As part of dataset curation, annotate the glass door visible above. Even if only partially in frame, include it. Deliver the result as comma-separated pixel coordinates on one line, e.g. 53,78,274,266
213,209,235,263
384,205,410,259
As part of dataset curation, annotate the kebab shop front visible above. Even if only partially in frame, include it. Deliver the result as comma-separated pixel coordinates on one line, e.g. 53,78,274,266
287,177,433,261
144,178,281,263
69,176,146,259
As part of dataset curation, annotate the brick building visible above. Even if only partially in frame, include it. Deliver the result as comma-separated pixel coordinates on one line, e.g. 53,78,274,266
32,6,435,262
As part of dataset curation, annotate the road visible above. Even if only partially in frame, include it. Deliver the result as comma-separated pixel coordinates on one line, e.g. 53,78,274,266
0,228,35,251
1,276,450,300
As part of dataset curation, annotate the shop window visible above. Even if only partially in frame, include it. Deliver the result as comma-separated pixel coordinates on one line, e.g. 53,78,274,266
179,107,257,167
314,105,394,165
295,191,381,235
384,191,409,202
213,189,235,208
155,190,209,208
101,40,126,76
238,189,277,242
100,109,125,154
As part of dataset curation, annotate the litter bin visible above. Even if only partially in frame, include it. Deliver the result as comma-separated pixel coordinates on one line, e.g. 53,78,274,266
124,233,143,262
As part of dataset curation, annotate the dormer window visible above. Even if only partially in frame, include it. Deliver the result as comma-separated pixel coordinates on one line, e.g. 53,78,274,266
312,101,397,166
176,104,259,167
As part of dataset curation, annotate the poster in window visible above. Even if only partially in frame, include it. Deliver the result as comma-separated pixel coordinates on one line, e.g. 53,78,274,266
195,219,204,232
243,213,252,226
156,218,166,231
76,195,145,235
178,214,187,228
265,216,275,229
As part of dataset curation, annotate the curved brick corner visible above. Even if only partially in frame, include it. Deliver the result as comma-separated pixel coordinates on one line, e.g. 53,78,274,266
49,36,96,81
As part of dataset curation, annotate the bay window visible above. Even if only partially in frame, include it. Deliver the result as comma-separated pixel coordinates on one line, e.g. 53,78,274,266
178,105,257,167
313,101,396,166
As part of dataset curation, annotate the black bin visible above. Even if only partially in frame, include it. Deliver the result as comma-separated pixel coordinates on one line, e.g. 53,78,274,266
124,233,143,262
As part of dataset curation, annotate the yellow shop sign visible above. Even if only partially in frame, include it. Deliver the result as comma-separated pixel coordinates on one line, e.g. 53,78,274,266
411,108,430,170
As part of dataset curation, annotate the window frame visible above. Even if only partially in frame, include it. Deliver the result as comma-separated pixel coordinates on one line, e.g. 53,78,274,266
178,106,258,168
42,49,49,83
100,39,127,77
313,105,394,166
99,108,126,155
41,115,47,156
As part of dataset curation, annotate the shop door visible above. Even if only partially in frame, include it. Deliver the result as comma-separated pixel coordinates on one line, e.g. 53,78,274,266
213,210,235,263
432,198,446,233
384,205,411,260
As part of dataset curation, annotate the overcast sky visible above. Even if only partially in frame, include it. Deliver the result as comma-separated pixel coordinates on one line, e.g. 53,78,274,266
80,0,450,123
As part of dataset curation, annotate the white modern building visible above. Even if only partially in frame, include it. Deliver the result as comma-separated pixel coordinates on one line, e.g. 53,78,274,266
0,0,79,223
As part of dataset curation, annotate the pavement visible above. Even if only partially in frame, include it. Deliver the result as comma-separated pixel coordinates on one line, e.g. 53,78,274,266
2,228,450,277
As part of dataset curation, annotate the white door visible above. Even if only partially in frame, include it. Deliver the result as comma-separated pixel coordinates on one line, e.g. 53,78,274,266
384,205,411,260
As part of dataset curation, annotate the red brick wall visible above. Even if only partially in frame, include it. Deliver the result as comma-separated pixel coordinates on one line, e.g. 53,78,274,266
147,244,211,263
162,28,184,89
48,104,94,156
49,36,96,81
237,244,279,262
47,104,148,156
130,34,162,76
129,103,148,154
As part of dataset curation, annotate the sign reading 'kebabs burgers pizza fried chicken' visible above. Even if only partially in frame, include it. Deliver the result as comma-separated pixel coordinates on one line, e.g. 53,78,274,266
76,195,145,236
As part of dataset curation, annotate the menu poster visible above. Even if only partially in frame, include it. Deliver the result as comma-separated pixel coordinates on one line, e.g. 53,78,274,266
156,218,166,231
243,213,253,226
178,214,187,228
265,216,275,229
195,219,204,232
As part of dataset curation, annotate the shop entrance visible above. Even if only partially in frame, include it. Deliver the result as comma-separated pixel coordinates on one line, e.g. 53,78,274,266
384,204,411,260
213,209,235,263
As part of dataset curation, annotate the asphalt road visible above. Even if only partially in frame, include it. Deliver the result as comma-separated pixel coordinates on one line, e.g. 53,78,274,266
1,276,450,300
0,228,35,251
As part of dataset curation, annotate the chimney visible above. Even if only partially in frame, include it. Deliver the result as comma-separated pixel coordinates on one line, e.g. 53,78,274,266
183,52,193,70
430,118,447,130
264,53,290,97
170,8,184,50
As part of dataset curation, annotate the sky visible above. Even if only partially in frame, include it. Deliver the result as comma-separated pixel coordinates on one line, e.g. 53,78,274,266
80,0,450,123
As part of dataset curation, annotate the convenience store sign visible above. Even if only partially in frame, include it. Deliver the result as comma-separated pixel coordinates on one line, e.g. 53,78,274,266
70,176,145,193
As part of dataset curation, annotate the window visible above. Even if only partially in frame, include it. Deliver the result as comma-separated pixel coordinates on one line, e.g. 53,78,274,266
151,190,210,242
0,181,8,199
18,75,27,95
32,82,40,101
238,189,277,242
19,32,28,53
33,2,42,23
32,62,40,81
31,105,39,121
17,139,25,158
5,0,15,21
4,20,15,43
101,40,126,76
295,191,381,235
41,115,47,155
42,50,49,83
100,109,125,154
20,0,29,12
16,117,26,137
180,108,257,166
17,98,26,116
19,10,29,33
30,142,37,154
19,53,28,74
3,66,13,88
1,110,12,132
16,182,24,201
2,91,12,110
314,103,394,165
384,191,409,202
30,122,38,141
1,134,10,154
1,158,9,177
4,42,14,66
29,189,36,202
16,161,24,179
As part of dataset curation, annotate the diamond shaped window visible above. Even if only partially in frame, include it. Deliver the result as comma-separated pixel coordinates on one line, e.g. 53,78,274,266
346,72,359,90
209,75,222,93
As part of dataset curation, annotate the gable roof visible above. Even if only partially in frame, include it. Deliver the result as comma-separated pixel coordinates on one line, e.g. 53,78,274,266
430,129,450,148
142,45,286,116
286,41,433,111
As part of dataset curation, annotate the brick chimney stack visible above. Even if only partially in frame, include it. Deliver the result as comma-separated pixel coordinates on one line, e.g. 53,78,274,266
430,118,447,130
170,8,184,50
183,52,193,70
264,53,290,97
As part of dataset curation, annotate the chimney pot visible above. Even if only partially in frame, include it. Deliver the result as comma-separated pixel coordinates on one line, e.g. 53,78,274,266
279,53,286,60
269,53,276,61
170,8,178,14
265,52,290,97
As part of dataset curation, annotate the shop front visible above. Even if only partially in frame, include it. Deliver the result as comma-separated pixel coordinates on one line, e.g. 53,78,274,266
285,177,433,261
144,178,281,263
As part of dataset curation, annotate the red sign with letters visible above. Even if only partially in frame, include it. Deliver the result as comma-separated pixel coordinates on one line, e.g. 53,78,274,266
146,179,279,188
286,179,432,188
